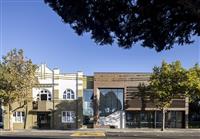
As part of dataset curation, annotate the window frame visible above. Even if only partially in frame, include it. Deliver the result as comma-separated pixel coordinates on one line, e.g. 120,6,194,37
13,111,24,123
63,89,76,100
37,89,52,101
61,111,75,123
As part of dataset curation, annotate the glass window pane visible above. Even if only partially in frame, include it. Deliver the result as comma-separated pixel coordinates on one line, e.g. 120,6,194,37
63,112,66,116
41,94,47,100
99,88,124,117
67,93,70,99
17,112,20,116
13,112,16,117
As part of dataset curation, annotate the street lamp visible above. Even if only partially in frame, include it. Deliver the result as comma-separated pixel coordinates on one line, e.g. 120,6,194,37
52,69,55,129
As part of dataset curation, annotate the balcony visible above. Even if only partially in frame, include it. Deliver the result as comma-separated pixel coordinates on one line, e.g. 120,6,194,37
32,101,53,112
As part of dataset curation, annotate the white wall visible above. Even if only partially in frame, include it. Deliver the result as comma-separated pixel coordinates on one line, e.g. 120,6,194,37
32,64,80,100
57,77,77,100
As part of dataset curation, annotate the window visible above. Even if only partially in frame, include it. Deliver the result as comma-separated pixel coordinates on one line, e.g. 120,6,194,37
37,89,51,101
13,112,24,123
83,89,94,117
99,88,124,117
62,111,75,123
63,89,75,100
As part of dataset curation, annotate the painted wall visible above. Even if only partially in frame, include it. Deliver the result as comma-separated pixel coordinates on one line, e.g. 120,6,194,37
32,64,83,100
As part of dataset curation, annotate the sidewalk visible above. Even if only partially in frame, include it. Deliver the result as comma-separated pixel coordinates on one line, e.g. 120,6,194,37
1,128,200,137
1,128,200,133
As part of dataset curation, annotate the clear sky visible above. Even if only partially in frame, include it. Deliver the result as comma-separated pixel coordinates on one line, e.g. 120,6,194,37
0,0,199,75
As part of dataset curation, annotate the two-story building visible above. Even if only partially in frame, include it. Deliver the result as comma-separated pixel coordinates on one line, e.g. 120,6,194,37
2,64,83,130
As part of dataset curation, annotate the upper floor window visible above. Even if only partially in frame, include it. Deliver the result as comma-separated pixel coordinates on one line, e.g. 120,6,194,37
37,89,51,101
63,89,75,100
13,111,24,123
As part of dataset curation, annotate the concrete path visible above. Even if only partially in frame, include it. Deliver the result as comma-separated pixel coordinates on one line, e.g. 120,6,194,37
1,128,200,133
1,128,200,138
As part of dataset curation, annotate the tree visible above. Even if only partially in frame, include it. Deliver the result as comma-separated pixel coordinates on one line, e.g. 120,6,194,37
149,61,187,130
44,0,200,51
137,83,150,111
185,64,200,127
0,49,38,130
185,64,200,102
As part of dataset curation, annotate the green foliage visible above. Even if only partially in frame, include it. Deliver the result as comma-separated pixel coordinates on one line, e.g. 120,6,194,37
186,64,200,102
44,0,200,51
137,83,150,110
0,49,38,105
149,61,200,109
149,61,187,108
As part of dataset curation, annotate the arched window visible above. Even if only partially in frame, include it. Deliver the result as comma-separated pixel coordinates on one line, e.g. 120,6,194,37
37,89,51,101
63,89,75,100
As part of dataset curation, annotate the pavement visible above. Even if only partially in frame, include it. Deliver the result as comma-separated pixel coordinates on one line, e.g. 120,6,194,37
2,128,200,133
1,128,200,134
0,128,200,138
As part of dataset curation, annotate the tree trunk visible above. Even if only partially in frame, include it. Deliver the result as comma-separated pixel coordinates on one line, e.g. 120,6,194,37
161,108,165,131
8,103,13,131
24,103,28,129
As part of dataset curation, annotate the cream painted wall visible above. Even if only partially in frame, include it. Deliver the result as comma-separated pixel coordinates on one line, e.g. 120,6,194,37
32,64,83,100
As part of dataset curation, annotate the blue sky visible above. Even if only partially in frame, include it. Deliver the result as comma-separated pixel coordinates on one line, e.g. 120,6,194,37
0,0,199,75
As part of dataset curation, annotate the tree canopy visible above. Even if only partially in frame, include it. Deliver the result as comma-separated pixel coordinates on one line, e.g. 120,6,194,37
147,61,200,130
44,0,200,51
149,61,188,109
0,49,38,105
0,49,38,130
186,64,200,101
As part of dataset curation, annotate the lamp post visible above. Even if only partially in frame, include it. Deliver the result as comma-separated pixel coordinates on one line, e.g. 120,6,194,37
52,69,55,129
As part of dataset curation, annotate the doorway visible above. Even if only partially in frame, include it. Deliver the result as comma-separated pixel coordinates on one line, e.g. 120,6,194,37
37,112,51,129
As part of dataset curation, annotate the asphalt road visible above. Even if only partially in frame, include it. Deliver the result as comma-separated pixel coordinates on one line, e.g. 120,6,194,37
0,136,199,139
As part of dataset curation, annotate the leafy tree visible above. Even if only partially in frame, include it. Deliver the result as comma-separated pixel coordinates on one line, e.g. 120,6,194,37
185,64,200,127
149,61,187,130
137,83,150,111
185,64,200,101
44,0,200,51
0,49,38,130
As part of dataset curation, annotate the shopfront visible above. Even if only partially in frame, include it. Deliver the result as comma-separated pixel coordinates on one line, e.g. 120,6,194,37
126,111,184,128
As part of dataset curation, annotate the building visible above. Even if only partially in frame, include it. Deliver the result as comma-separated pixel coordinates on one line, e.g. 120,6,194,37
1,67,189,129
2,64,83,130
92,72,189,128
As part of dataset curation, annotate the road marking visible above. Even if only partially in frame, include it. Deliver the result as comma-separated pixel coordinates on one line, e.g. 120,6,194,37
70,131,105,137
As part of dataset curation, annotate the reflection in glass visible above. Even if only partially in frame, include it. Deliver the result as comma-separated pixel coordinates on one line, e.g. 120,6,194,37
83,89,94,125
99,88,124,117
83,89,94,116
